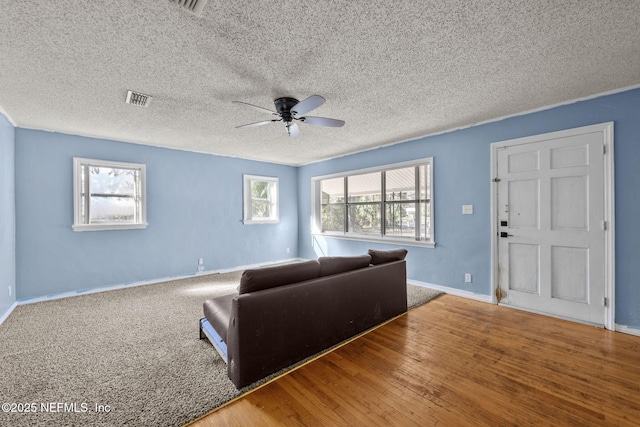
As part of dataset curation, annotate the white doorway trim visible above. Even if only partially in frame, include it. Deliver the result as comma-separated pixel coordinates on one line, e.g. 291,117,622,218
490,122,615,330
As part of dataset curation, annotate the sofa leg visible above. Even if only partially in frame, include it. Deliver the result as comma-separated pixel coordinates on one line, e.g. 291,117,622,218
199,318,206,340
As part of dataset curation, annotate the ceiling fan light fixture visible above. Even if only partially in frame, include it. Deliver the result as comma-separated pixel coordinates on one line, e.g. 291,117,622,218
286,122,300,138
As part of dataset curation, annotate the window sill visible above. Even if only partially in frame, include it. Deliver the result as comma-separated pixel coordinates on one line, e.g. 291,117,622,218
312,232,435,248
72,223,148,232
243,219,280,225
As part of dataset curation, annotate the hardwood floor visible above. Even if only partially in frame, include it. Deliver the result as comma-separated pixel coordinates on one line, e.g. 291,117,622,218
188,295,640,426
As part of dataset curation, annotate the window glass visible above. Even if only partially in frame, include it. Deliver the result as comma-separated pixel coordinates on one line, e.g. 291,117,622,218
386,167,415,201
384,201,415,238
348,172,381,202
313,158,433,245
83,166,140,224
244,175,279,224
321,177,344,204
322,204,345,233
250,180,274,220
321,177,345,232
348,203,382,235
73,158,146,231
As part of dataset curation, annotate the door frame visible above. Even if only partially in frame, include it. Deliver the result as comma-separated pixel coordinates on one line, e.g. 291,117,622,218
490,122,615,330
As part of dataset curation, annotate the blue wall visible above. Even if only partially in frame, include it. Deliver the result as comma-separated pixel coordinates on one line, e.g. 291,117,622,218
15,129,298,299
6,87,640,328
297,88,640,328
0,113,16,314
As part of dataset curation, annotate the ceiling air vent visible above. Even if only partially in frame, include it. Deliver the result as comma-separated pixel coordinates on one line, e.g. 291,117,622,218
170,0,208,16
125,90,152,108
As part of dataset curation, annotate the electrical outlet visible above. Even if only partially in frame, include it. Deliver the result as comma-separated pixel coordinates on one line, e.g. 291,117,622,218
286,248,290,254
198,258,204,272
462,205,473,215
465,273,472,283
8,286,11,297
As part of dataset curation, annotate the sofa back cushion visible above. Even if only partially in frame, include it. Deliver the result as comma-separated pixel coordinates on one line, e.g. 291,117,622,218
238,260,321,294
367,248,408,265
318,254,372,277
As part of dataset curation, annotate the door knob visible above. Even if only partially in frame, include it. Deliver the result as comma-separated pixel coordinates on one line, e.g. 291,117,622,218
500,232,513,238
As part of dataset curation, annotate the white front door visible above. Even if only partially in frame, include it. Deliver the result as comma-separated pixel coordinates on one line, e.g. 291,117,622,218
494,123,613,327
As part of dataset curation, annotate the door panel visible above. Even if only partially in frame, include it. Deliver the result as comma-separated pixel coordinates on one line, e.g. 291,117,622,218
508,179,539,229
508,150,540,172
551,246,588,303
551,175,588,230
550,143,589,169
496,128,606,325
508,243,539,294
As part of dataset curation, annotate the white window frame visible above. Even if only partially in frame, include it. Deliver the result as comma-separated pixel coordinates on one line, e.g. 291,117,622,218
243,174,280,224
73,157,147,232
311,158,434,247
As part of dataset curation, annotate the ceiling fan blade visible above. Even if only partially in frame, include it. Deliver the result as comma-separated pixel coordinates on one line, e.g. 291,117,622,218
291,95,325,116
236,119,278,128
287,122,300,137
300,116,345,127
232,101,278,115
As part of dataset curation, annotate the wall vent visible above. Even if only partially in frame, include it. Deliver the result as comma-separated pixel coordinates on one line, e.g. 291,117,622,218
125,90,152,107
170,0,208,16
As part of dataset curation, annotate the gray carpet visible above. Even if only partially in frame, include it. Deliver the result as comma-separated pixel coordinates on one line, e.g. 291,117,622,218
0,271,442,426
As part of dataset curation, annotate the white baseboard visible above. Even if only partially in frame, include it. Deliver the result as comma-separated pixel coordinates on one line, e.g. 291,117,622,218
13,258,304,307
408,282,640,336
408,279,493,303
404,285,640,336
0,301,18,327
615,324,640,337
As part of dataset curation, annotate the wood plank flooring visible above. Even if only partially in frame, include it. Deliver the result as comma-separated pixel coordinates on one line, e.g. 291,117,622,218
188,295,640,426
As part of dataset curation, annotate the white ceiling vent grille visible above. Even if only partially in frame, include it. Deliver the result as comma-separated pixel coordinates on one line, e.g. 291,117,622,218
170,0,208,16
125,90,152,107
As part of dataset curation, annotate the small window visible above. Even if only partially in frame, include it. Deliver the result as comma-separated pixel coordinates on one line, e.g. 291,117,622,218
243,175,279,224
73,158,147,232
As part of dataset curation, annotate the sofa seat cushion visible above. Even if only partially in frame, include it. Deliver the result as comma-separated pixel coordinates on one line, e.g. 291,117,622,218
203,293,236,342
368,248,408,265
318,254,372,276
238,260,321,294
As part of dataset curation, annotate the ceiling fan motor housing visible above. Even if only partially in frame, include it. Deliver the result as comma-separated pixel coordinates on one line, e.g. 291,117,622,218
233,94,343,136
274,97,299,122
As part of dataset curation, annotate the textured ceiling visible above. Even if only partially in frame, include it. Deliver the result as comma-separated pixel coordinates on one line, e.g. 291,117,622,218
1,1,639,166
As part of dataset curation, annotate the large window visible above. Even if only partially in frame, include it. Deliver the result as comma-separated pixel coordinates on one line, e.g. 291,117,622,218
243,175,279,224
313,158,433,246
73,158,147,231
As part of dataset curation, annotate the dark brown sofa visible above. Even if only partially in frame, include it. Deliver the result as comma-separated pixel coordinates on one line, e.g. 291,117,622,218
199,249,408,389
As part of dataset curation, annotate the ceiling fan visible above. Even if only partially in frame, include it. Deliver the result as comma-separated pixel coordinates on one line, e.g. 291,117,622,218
233,95,345,137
